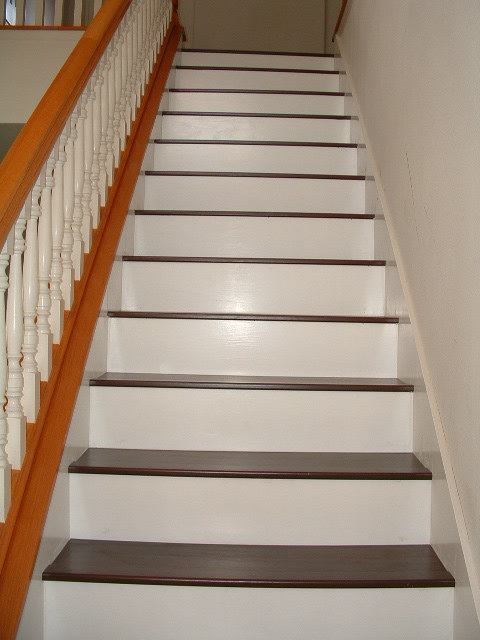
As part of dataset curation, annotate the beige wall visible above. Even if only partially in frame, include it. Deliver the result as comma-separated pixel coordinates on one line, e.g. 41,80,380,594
337,0,480,632
179,0,325,53
0,29,82,123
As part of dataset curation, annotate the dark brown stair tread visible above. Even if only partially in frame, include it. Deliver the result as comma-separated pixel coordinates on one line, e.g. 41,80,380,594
180,48,335,58
122,256,386,266
169,88,345,95
175,66,340,75
69,449,431,480
162,110,349,119
42,540,454,588
144,170,363,180
90,373,414,392
107,312,399,323
135,209,372,219
152,140,358,148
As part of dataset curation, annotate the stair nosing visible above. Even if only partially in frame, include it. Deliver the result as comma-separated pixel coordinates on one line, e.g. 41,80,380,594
143,170,364,180
169,88,345,96
106,312,399,324
134,209,373,219
152,139,358,148
175,65,340,75
180,48,336,58
122,256,385,266
42,540,455,589
69,449,432,480
161,110,351,120
89,374,414,392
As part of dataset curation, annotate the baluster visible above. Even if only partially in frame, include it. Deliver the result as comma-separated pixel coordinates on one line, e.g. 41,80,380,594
112,33,123,166
62,116,76,309
126,7,136,126
22,179,43,422
82,81,95,252
99,53,110,205
37,146,57,381
120,16,132,137
106,43,116,180
50,126,67,342
6,206,28,469
15,0,25,25
73,100,85,279
115,27,127,154
91,64,103,227
135,0,144,104
0,237,12,520
130,1,140,115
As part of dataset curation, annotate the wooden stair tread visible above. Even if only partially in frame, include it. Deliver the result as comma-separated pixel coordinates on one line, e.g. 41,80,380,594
175,66,340,75
180,48,335,58
43,540,454,588
152,140,358,148
144,170,364,180
106,312,399,323
169,88,346,95
90,373,414,391
122,256,386,266
135,209,373,219
69,449,431,479
162,110,350,119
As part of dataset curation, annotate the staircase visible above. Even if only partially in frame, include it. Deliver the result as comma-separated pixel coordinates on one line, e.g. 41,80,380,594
42,48,454,639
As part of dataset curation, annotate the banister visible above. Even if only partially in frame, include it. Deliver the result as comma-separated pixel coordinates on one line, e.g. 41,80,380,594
0,1,182,636
0,0,131,250
332,0,348,42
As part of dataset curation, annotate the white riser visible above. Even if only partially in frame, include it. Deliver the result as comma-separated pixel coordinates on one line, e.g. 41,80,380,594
168,92,345,114
174,68,340,92
143,176,364,214
121,263,386,315
134,214,372,259
160,114,350,142
89,387,413,453
152,143,358,175
70,475,430,545
44,583,453,640
180,52,336,70
107,319,398,378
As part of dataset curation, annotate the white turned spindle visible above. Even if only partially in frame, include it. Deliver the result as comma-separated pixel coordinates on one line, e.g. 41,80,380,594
73,0,82,25
120,18,131,138
22,180,43,422
126,9,135,128
6,207,28,469
50,127,67,342
62,117,76,309
0,239,12,520
106,43,116,181
91,66,103,228
14,0,25,24
82,82,94,252
99,53,110,206
130,3,139,114
112,33,122,166
37,147,57,381
72,102,85,279
34,0,43,25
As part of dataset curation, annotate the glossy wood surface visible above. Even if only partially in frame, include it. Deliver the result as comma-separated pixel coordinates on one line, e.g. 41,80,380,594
162,110,352,120
69,449,431,480
90,373,414,392
181,48,335,58
123,256,385,265
153,140,358,148
107,312,398,323
43,540,454,588
175,65,340,75
145,170,363,180
135,209,373,218
169,89,345,95
332,0,349,42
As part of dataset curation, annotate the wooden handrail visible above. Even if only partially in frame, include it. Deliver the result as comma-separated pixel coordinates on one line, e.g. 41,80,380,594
0,8,182,639
332,0,348,42
0,0,132,251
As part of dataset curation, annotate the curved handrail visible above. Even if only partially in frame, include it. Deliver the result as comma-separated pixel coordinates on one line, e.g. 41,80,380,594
332,0,349,42
0,0,131,249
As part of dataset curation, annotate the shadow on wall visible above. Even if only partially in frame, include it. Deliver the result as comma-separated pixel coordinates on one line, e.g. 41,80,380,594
0,123,24,163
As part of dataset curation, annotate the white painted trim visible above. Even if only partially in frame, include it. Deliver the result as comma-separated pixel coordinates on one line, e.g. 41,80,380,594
336,34,480,623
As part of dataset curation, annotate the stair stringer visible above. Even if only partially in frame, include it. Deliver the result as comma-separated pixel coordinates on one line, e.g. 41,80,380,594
334,44,480,638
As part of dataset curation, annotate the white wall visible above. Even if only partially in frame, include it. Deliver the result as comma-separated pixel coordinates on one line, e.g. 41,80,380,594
337,0,480,633
0,29,82,123
178,0,325,53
